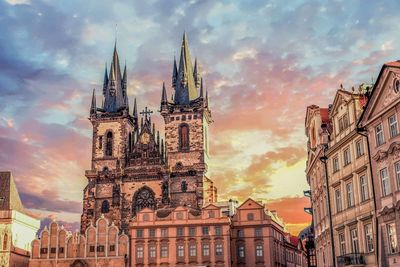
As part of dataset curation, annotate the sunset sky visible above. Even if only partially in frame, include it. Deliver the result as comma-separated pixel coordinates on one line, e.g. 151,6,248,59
1,0,400,235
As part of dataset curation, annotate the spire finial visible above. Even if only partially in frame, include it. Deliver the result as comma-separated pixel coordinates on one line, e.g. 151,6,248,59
133,98,138,118
200,78,204,98
161,82,168,107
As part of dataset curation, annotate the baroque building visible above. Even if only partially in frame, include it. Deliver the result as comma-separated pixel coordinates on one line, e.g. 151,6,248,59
80,33,216,234
305,105,333,266
358,61,400,266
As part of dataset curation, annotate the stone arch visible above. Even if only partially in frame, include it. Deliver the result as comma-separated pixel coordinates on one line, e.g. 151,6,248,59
132,186,156,215
70,259,88,267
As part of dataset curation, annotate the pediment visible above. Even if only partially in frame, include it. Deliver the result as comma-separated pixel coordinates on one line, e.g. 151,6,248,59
330,90,352,116
237,198,263,210
362,65,400,125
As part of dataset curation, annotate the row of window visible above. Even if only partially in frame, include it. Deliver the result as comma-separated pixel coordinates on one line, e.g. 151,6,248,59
337,223,374,256
135,243,225,259
379,162,400,197
375,114,399,146
237,244,264,258
136,226,223,238
332,139,365,173
334,174,369,213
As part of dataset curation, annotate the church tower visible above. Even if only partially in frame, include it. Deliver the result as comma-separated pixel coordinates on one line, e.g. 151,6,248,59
160,33,216,208
81,44,136,233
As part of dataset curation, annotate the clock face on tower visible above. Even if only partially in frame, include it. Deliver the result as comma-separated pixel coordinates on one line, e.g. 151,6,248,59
140,133,150,144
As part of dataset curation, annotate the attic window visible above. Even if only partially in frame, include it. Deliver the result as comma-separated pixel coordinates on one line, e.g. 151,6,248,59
395,80,400,93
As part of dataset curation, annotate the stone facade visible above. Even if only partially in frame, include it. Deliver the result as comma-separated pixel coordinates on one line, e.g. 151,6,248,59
359,61,400,266
81,33,216,234
0,171,40,267
30,217,129,267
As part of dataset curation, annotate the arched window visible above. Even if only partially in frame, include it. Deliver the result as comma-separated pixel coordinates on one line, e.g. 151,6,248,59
3,233,8,250
105,131,113,156
132,187,156,215
179,124,189,151
101,200,110,213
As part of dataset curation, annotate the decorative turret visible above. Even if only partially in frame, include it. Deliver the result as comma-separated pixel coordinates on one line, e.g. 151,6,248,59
193,58,201,89
90,89,97,115
172,56,178,88
160,82,168,110
102,64,108,96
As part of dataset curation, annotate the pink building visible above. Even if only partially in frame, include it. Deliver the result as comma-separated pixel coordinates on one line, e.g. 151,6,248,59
30,216,129,267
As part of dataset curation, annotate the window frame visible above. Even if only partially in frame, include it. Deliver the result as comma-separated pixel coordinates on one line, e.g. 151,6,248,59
360,174,369,202
343,147,351,166
375,124,385,146
389,114,399,138
346,182,354,208
364,223,374,253
387,223,398,254
335,188,342,213
380,168,391,196
355,139,364,158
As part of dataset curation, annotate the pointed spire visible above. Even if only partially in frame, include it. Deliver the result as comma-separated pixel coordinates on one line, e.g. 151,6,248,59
193,58,201,89
90,89,97,115
103,63,108,96
133,98,138,118
205,89,209,107
174,32,198,104
172,56,178,88
161,82,168,107
122,63,127,86
199,78,204,98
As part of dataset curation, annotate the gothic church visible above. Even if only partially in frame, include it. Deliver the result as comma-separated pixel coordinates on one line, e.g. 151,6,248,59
80,33,217,233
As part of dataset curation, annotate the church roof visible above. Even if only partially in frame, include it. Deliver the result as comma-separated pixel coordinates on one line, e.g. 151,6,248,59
0,171,25,214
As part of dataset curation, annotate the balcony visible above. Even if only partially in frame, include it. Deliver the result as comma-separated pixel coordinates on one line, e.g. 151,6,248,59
337,253,365,266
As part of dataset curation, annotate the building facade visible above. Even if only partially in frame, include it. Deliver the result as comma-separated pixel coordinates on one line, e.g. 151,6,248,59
305,105,333,266
358,61,400,267
30,217,129,267
0,171,40,267
80,33,216,234
326,89,377,266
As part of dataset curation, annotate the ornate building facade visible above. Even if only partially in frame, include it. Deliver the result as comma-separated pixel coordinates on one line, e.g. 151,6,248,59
359,61,400,267
80,33,216,234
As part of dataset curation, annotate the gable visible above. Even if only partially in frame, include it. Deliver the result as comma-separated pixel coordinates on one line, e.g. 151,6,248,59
237,198,264,210
203,203,219,210
0,171,25,213
361,65,400,126
330,90,352,117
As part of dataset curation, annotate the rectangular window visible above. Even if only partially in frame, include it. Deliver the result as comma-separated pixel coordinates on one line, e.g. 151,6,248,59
360,175,369,201
189,245,196,257
343,148,351,166
364,224,374,253
161,228,168,237
339,114,349,132
161,245,168,258
350,228,359,253
110,245,115,252
335,189,342,213
355,139,364,157
395,161,400,190
346,182,354,207
389,115,398,138
202,244,210,256
136,229,143,238
387,223,398,254
136,246,143,259
339,233,346,256
149,229,156,237
177,227,184,237
333,156,340,173
255,228,263,237
149,246,156,258
177,245,184,257
238,230,244,237
376,124,385,146
238,245,245,258
189,227,196,236
202,226,209,235
256,245,263,257
99,136,103,149
215,226,222,236
380,168,391,196
216,244,223,256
